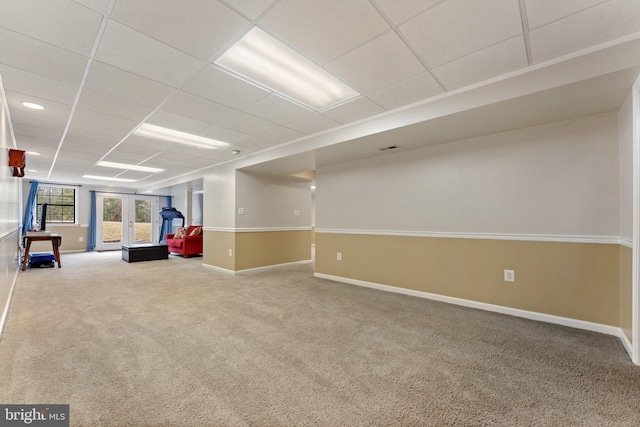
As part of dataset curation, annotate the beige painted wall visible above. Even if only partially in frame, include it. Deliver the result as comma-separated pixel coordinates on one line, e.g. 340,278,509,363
203,230,235,272
204,230,310,272
236,230,310,271
620,245,633,340
316,233,620,326
28,225,88,253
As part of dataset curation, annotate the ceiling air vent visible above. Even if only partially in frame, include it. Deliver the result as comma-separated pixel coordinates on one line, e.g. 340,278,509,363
379,145,398,151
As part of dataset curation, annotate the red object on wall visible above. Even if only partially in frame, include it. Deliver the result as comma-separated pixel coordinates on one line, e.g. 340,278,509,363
8,149,25,177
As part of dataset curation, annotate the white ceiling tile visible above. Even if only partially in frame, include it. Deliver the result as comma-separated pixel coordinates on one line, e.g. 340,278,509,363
524,0,605,29
63,132,118,153
72,0,110,14
12,123,63,141
72,108,139,133
367,71,444,110
0,27,88,83
197,125,251,144
242,94,314,125
233,136,275,151
0,64,79,105
259,126,305,143
77,89,155,122
0,0,102,55
61,139,114,156
433,36,528,90
260,0,389,64
67,121,131,142
15,134,60,155
95,20,205,88
85,61,176,107
222,0,277,19
163,92,279,134
326,31,426,94
111,0,249,61
6,91,73,132
321,97,386,124
400,0,522,67
106,142,163,158
373,0,443,24
147,110,210,134
530,0,640,63
184,66,269,109
287,114,341,135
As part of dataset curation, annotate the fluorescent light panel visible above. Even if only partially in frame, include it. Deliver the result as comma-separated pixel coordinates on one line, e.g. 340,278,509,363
134,124,229,150
215,27,359,111
98,161,164,174
83,175,136,183
22,102,44,110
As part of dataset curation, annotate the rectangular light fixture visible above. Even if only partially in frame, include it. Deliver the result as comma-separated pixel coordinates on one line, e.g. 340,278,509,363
98,161,165,174
83,175,137,183
215,27,359,111
134,123,229,150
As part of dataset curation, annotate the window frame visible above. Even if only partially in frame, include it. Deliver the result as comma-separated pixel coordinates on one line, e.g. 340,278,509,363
35,184,79,226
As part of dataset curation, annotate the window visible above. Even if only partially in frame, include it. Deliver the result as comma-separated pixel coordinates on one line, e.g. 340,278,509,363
36,185,76,224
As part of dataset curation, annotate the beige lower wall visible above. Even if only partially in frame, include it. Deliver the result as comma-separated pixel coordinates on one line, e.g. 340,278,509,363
236,230,311,271
203,230,310,271
619,245,633,341
203,230,235,271
316,233,620,326
28,225,88,253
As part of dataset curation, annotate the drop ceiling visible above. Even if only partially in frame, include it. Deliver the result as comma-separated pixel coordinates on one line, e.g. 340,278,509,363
1,0,640,190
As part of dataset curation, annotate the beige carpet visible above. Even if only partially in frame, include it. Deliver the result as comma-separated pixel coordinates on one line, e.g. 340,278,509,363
0,251,639,426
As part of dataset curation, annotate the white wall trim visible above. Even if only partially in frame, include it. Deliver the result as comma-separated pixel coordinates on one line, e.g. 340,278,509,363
315,229,621,245
314,272,623,338
236,260,311,274
202,259,311,276
205,227,312,233
621,239,633,249
631,76,640,365
0,266,19,340
620,330,634,359
202,263,236,275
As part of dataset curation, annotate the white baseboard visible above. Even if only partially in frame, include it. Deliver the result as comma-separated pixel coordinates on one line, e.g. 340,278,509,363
314,273,623,338
203,260,311,275
619,330,634,359
201,263,236,275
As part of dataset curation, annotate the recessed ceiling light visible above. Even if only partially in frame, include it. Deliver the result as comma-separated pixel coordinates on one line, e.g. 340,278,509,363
27,169,38,173
232,150,240,155
97,161,165,174
134,123,230,150
26,151,40,155
83,175,137,183
22,102,44,110
215,27,359,111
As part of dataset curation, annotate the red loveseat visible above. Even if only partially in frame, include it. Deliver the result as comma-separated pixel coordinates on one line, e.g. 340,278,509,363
166,225,203,258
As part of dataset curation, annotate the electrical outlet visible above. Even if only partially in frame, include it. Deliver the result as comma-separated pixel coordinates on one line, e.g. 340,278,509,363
293,209,300,216
337,252,342,261
504,269,515,282
238,207,244,215
79,237,83,242
228,249,233,256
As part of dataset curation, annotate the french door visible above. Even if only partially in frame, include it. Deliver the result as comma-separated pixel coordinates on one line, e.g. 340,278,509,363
95,194,159,251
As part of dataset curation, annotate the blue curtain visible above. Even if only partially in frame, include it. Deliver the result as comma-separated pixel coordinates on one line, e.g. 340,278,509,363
22,180,39,234
87,190,96,252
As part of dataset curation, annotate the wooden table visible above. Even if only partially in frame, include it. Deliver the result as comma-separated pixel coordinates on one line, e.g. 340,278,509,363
22,233,62,271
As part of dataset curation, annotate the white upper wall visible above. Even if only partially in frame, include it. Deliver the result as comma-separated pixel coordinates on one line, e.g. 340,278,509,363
235,171,311,229
316,112,619,237
203,164,236,229
619,93,634,242
0,75,20,236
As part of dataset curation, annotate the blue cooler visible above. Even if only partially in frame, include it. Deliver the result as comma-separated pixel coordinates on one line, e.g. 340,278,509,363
29,252,56,268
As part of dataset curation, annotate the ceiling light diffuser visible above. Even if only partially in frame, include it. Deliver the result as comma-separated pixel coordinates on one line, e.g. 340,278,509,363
134,124,230,150
22,102,44,110
215,27,359,111
98,161,165,174
83,175,136,183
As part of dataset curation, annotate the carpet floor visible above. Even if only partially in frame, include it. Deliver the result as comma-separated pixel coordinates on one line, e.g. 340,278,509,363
0,251,638,426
